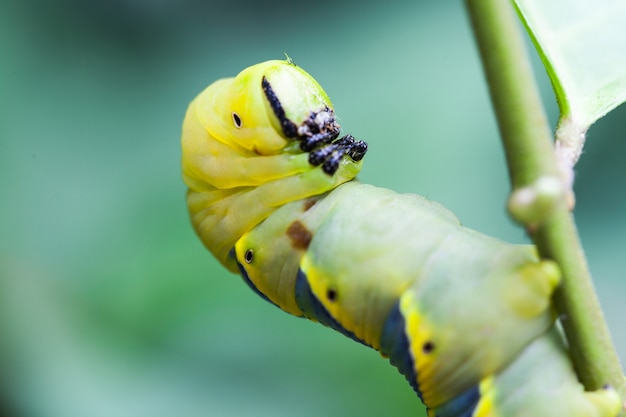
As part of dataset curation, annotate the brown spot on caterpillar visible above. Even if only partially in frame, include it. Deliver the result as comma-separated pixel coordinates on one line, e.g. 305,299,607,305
286,220,312,250
302,198,318,212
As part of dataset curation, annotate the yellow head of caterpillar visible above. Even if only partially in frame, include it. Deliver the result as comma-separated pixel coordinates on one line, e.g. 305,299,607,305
181,59,365,269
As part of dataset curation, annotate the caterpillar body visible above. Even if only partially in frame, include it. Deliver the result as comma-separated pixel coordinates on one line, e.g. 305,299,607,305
181,59,621,417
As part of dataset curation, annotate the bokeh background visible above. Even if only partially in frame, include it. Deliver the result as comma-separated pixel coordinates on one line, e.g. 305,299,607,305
1,1,625,416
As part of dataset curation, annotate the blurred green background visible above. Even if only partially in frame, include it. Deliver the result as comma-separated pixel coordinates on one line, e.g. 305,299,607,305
1,1,624,416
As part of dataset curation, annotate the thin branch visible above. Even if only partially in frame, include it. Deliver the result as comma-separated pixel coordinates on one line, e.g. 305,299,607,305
465,0,625,398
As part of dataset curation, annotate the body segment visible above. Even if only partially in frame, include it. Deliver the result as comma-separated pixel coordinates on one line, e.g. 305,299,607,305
234,180,560,409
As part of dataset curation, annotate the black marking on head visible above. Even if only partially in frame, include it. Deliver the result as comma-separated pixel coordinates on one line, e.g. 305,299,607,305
308,141,339,166
232,112,242,128
300,130,340,152
261,75,368,177
322,148,346,175
286,220,312,250
308,134,369,176
297,109,341,153
261,76,298,138
244,249,254,263
346,137,368,161
422,341,435,354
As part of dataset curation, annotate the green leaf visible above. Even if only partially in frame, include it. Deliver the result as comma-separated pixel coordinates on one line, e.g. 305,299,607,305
514,0,626,130
513,0,626,190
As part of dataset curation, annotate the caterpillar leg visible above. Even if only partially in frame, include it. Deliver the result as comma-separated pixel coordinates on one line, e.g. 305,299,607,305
471,328,622,417
308,134,368,175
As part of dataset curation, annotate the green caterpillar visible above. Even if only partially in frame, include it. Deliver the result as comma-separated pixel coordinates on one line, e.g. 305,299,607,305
181,59,622,417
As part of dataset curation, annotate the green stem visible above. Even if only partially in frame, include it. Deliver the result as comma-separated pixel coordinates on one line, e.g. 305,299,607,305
465,0,625,399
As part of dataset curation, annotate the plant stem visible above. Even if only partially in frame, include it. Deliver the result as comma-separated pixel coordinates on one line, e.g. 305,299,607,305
465,0,625,398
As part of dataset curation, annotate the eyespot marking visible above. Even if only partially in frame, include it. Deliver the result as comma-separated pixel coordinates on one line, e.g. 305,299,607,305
244,249,254,263
286,220,312,250
232,112,242,128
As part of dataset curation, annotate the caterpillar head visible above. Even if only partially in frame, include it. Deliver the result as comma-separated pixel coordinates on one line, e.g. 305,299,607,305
181,59,367,270
197,60,336,155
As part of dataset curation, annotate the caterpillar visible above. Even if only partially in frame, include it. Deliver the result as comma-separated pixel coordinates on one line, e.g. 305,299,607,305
181,59,622,417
